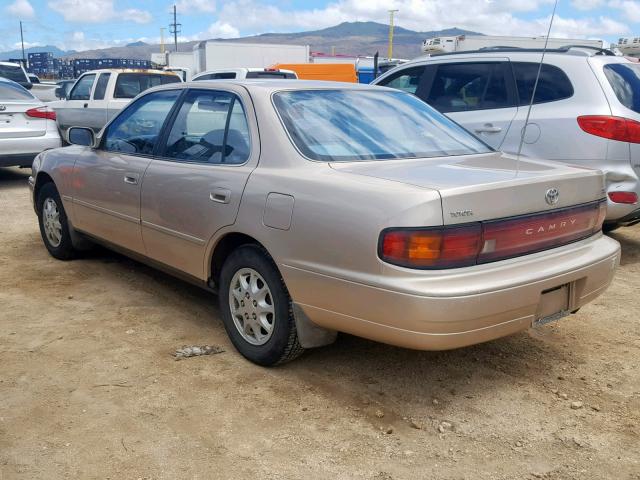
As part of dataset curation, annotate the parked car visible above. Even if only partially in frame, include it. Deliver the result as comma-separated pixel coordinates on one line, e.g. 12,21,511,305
193,67,297,81
0,78,61,168
27,74,59,102
54,79,75,100
29,81,620,365
373,47,640,229
50,69,181,138
0,61,32,90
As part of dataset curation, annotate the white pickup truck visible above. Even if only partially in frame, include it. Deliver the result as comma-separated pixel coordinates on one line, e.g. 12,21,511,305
50,68,181,138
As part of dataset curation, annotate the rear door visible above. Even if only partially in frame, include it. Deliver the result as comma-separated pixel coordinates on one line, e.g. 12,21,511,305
140,87,257,279
419,59,518,149
0,82,46,139
55,73,96,133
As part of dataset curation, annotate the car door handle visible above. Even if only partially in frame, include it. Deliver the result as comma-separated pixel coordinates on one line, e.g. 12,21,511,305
123,174,139,185
475,124,502,134
210,188,231,204
83,103,88,108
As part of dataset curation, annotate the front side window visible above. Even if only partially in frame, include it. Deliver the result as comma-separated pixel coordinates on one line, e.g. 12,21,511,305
114,73,181,99
163,89,250,164
426,62,510,112
604,63,640,114
69,74,96,100
378,66,425,94
103,89,181,155
273,89,492,162
0,64,27,82
512,62,574,105
93,73,111,100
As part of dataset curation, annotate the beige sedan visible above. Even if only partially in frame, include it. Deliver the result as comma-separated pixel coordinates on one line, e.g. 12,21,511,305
29,81,620,365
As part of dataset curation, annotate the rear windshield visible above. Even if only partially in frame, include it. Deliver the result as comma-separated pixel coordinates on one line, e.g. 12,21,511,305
0,64,27,83
114,73,181,99
245,71,296,79
0,81,35,100
273,89,492,162
604,63,640,114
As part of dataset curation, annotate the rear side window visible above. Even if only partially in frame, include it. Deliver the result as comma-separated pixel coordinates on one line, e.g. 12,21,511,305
195,72,237,81
426,62,511,112
0,81,35,100
512,62,573,105
245,71,296,79
69,74,96,100
114,73,181,99
163,90,250,164
378,66,425,94
604,63,640,114
0,64,27,82
93,73,111,100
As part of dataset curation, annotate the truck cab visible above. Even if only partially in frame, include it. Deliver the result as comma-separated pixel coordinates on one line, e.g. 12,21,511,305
51,69,181,138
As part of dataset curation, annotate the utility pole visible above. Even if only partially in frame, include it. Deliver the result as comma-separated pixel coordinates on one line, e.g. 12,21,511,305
160,27,166,54
169,5,181,52
387,9,399,59
20,21,26,67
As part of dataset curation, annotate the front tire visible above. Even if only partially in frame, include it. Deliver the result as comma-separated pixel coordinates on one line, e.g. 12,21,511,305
37,182,76,260
218,245,304,366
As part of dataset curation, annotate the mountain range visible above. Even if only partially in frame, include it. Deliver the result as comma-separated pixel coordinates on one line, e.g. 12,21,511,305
0,22,482,62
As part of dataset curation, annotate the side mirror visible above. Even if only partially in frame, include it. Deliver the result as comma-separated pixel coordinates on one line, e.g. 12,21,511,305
68,127,95,147
55,87,66,99
18,81,33,90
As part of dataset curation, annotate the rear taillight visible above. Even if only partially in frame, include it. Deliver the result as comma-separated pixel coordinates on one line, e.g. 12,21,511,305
577,115,640,143
25,106,56,121
608,191,638,204
379,201,606,269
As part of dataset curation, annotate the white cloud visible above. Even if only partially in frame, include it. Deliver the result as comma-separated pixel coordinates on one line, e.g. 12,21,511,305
609,0,640,22
6,0,35,18
177,0,216,14
571,0,605,10
207,21,240,38
47,0,152,24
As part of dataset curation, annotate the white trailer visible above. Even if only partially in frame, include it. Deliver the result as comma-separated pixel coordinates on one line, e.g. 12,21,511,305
422,35,604,54
194,41,309,74
613,37,640,57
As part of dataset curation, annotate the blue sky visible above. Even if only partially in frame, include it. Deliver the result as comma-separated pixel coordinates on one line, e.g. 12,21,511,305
1,0,638,52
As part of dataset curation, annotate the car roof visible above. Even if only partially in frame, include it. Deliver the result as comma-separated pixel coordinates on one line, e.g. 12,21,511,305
0,61,23,67
181,79,384,92
79,68,178,75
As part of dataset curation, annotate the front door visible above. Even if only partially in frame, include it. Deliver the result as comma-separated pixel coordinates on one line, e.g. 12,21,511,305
140,88,257,279
71,89,182,254
55,73,96,134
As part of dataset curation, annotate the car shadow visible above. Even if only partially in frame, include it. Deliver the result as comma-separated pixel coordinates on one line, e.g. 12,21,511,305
608,226,640,266
0,167,31,189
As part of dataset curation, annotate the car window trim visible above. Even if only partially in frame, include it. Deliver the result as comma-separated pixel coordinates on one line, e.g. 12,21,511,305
69,73,96,101
96,88,185,158
154,87,251,167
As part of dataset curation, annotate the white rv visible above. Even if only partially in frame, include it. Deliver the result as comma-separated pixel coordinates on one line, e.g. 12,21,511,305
422,35,604,54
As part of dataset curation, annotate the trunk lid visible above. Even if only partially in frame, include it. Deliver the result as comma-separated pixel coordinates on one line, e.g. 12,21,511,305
0,100,48,139
330,152,605,224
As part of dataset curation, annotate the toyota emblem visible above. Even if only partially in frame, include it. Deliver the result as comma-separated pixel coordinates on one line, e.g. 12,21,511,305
0,105,6,111
545,188,560,205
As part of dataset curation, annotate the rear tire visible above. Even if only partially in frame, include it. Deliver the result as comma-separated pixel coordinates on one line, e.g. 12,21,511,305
37,182,76,260
218,245,304,366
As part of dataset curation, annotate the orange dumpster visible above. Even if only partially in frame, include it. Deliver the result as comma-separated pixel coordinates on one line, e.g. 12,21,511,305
271,63,358,83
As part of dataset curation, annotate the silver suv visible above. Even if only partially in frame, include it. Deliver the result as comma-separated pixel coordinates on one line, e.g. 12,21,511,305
374,47,640,229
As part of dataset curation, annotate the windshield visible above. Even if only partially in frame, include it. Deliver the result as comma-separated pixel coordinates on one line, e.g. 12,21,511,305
272,89,492,162
114,73,181,99
0,81,35,101
0,64,27,83
604,63,640,114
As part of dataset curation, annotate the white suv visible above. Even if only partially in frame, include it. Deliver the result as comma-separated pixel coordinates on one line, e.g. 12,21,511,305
374,47,640,229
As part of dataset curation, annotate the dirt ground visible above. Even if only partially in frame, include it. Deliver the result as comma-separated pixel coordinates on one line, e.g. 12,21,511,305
0,166,638,480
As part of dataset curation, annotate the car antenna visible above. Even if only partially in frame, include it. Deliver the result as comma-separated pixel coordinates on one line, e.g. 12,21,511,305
515,0,559,174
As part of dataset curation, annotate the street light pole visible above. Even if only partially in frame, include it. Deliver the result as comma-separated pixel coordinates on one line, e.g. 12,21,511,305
20,21,26,67
388,9,399,59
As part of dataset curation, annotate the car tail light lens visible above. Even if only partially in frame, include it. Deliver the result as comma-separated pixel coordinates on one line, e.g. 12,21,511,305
25,106,56,121
577,115,640,143
608,191,638,204
379,201,606,269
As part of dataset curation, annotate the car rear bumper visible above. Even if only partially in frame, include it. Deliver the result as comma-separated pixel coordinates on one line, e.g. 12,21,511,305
0,132,61,167
282,234,620,350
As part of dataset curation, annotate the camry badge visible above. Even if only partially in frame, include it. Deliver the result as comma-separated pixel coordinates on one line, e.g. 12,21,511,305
0,105,6,111
545,188,559,205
